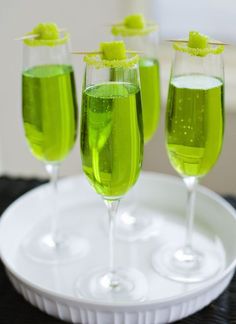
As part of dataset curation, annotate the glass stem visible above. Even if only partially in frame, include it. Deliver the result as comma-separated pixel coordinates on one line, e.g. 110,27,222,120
183,176,198,252
45,163,61,247
104,199,120,281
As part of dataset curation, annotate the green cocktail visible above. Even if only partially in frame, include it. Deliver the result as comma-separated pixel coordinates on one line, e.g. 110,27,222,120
20,22,88,265
110,15,161,241
81,82,143,197
139,57,161,143
111,14,161,144
166,74,224,177
22,64,78,163
77,41,148,302
153,31,225,283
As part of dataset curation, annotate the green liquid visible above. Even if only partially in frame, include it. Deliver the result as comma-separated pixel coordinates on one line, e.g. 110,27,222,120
139,57,161,143
166,74,224,177
22,64,78,163
81,82,143,198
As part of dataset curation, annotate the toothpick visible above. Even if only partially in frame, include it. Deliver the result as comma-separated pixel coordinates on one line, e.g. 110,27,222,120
72,50,144,55
72,51,101,55
15,28,66,41
15,34,38,41
109,22,159,28
166,39,229,46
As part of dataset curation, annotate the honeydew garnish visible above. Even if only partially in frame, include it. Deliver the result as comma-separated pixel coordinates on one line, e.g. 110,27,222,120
124,14,145,29
111,13,158,37
173,31,224,56
100,41,127,60
23,22,69,46
84,41,139,69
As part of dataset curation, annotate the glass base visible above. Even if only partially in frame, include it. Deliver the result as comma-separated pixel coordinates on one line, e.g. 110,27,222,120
115,204,162,242
75,267,148,302
152,244,222,283
22,226,89,264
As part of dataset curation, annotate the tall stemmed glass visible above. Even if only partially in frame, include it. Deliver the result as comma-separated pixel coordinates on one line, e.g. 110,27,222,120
112,15,161,240
77,44,147,302
21,25,88,263
152,33,225,282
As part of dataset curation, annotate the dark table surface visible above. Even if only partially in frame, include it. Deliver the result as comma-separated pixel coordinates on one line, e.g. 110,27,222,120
0,176,235,324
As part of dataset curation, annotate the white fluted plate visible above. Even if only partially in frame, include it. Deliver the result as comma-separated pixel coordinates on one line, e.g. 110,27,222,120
0,172,236,324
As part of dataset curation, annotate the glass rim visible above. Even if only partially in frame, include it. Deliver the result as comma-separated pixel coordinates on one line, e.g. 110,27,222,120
23,31,70,47
84,53,140,69
111,22,158,37
173,42,224,57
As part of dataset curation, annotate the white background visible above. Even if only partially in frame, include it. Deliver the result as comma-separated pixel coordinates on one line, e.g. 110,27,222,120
0,0,236,194
153,0,236,43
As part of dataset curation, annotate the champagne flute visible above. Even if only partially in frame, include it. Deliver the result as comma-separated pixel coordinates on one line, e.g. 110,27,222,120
111,15,161,241
21,23,88,263
76,43,147,302
152,32,225,282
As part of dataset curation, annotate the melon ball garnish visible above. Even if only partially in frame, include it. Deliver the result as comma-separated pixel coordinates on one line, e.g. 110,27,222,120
23,22,68,46
100,41,127,60
188,31,208,49
32,22,59,40
124,14,145,29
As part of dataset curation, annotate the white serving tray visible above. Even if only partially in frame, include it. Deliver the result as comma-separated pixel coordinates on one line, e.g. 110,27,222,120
0,172,236,324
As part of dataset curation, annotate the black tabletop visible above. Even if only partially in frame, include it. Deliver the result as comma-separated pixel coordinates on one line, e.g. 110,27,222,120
0,176,235,324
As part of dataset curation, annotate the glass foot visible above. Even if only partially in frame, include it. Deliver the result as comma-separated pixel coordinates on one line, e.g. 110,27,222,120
115,205,162,242
22,226,89,264
152,244,222,283
75,267,148,302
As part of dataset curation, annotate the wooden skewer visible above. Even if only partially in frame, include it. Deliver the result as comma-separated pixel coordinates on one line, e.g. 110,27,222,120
15,34,38,41
166,39,229,46
72,51,102,55
72,50,144,55
15,28,66,41
109,22,159,27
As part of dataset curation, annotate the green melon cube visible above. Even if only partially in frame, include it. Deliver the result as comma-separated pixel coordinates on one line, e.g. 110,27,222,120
32,22,59,40
124,14,145,29
188,31,208,49
100,41,126,60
